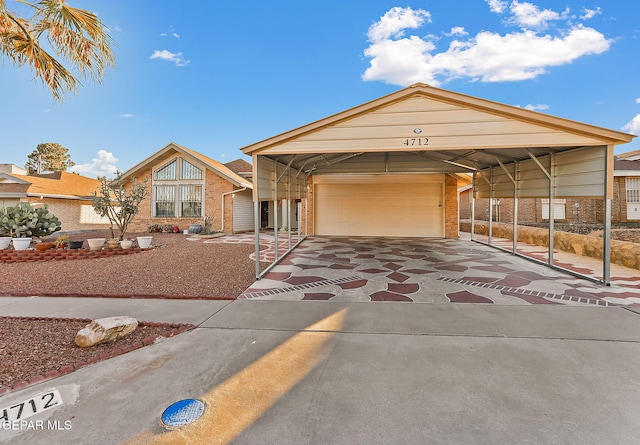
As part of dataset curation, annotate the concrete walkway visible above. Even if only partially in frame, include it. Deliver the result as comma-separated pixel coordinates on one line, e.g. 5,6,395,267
2,298,640,444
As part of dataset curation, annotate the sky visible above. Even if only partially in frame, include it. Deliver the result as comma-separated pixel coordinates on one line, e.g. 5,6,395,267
2,0,640,178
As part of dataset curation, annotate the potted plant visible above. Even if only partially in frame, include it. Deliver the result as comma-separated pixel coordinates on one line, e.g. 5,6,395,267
0,211,10,249
87,238,106,251
120,239,133,249
54,235,69,249
0,203,62,250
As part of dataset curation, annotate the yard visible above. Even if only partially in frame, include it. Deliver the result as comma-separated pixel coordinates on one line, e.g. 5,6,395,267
0,230,264,393
0,230,261,299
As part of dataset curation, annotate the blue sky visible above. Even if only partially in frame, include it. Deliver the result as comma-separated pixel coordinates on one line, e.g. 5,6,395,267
2,0,640,177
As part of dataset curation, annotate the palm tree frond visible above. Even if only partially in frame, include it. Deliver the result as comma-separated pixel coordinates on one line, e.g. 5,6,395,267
0,0,114,101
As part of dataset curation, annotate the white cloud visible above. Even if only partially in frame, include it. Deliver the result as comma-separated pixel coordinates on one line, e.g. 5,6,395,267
160,26,180,38
150,49,190,67
507,0,567,30
623,115,640,135
362,4,611,87
485,0,508,14
367,7,431,43
446,27,468,37
521,104,549,111
635,98,640,104
580,7,602,20
120,113,135,118
71,150,119,178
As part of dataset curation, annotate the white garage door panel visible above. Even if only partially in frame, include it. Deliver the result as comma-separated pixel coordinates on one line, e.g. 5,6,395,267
315,177,443,237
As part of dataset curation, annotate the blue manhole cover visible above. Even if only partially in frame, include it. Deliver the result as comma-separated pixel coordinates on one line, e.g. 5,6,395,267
161,399,205,429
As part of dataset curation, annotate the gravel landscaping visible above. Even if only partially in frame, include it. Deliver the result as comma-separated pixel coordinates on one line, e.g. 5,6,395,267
0,229,265,394
1,230,260,299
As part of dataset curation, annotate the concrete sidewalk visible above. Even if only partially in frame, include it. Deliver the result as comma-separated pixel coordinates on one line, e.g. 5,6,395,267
2,299,640,444
0,296,232,325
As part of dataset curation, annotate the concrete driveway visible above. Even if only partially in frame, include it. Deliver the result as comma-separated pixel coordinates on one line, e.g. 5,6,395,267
240,236,640,306
2,300,640,444
2,236,640,444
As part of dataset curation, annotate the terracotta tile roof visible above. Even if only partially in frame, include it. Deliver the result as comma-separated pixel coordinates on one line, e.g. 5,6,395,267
10,172,101,198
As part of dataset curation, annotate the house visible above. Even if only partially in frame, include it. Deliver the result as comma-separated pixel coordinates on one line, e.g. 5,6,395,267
0,164,105,231
239,83,634,282
119,142,254,233
614,150,640,221
458,150,640,223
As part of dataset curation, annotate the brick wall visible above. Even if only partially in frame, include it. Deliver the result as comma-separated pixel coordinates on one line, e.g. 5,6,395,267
126,167,237,234
459,189,611,224
25,198,108,232
444,174,458,238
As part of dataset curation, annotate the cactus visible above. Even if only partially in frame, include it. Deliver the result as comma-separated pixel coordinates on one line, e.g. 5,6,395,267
0,203,62,238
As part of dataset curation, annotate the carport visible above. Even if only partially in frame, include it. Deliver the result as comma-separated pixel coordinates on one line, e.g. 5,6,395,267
240,83,634,284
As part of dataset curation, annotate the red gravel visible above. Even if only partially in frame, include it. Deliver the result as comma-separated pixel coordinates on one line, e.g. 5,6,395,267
0,230,262,299
0,316,195,394
0,229,266,394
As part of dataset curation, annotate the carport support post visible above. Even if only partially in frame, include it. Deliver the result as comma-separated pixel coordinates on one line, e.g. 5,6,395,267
274,160,279,262
253,154,261,279
513,161,519,254
603,145,613,285
471,173,476,241
488,168,494,245
548,154,555,266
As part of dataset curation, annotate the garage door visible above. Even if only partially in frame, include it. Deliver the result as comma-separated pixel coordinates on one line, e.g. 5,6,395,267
314,174,444,237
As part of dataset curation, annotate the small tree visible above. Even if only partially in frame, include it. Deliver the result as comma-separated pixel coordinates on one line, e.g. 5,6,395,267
92,172,148,240
25,143,75,174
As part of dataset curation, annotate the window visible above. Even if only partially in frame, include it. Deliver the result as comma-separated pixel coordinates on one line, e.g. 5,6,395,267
627,177,640,203
155,160,177,180
152,158,204,218
181,185,202,217
155,185,176,217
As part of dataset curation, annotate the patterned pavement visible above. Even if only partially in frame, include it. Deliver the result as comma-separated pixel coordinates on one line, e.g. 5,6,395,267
204,235,640,306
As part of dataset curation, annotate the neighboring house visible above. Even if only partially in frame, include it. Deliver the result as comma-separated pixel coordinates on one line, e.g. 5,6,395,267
0,164,106,231
119,142,254,233
458,150,640,223
614,150,640,221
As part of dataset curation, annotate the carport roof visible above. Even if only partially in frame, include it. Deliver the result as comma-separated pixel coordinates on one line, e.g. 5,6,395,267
241,83,635,174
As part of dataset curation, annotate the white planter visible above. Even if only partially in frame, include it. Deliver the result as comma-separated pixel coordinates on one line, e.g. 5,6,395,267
137,236,153,249
120,239,133,249
12,238,32,250
87,238,106,251
0,237,11,249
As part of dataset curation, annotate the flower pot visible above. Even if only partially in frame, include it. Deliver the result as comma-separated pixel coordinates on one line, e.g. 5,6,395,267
36,242,55,251
189,224,202,234
136,236,153,249
0,237,11,250
107,238,120,249
12,238,32,250
69,240,83,249
120,239,133,249
87,238,106,251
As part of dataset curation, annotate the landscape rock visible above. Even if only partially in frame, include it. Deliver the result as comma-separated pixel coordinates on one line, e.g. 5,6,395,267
75,316,139,348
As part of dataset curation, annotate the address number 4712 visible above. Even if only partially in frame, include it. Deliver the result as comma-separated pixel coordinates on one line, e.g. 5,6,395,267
403,138,429,146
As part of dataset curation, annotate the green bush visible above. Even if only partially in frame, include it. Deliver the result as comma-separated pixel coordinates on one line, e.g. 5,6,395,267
0,203,62,238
